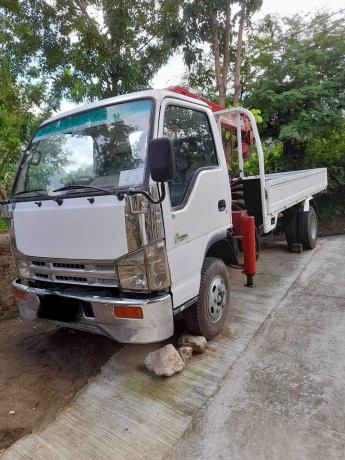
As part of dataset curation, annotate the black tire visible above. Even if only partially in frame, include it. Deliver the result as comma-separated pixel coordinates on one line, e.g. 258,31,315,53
298,206,318,249
284,211,298,248
183,257,230,340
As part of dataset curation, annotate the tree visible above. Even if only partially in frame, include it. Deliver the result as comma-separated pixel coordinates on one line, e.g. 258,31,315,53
233,0,246,107
0,0,184,193
178,0,261,170
180,0,262,107
0,0,183,103
0,60,47,195
242,12,345,163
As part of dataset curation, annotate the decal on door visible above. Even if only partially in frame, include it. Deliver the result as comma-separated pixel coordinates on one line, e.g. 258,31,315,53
174,233,188,243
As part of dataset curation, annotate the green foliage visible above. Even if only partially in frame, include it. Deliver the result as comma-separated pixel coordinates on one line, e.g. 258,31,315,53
250,108,262,124
0,0,184,102
0,217,6,229
305,124,345,219
243,12,345,160
181,0,234,68
179,0,262,105
0,0,183,189
0,60,49,192
241,12,345,219
231,140,283,175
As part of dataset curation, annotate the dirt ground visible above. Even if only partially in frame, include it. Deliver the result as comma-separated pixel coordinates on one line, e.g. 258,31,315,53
318,214,345,236
0,231,123,452
0,215,342,452
0,232,17,321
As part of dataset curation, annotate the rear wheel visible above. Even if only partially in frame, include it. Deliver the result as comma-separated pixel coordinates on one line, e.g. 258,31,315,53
284,211,299,248
183,257,230,340
298,206,318,249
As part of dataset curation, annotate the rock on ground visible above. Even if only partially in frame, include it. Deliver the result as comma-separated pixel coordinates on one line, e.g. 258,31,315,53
144,344,185,377
178,335,207,353
178,347,193,363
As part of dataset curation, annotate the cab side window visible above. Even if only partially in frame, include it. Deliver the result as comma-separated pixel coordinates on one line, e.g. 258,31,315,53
163,105,218,208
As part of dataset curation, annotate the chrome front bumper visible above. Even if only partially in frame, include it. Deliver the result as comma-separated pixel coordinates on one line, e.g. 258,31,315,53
12,279,174,344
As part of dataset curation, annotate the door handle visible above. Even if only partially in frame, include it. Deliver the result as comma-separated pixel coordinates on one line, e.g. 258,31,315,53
218,199,226,212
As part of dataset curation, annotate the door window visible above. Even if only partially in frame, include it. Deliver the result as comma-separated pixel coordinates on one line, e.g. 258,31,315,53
163,105,218,208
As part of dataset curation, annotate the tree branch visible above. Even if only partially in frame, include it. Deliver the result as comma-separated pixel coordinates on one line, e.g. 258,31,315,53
72,0,113,55
233,0,246,107
0,145,15,177
1,58,10,86
210,6,225,106
222,5,231,87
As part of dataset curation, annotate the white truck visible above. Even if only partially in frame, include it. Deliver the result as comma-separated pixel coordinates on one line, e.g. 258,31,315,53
1,87,327,343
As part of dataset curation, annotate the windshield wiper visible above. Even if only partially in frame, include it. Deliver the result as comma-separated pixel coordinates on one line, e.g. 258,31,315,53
53,184,125,200
13,189,47,196
13,189,63,205
54,184,165,204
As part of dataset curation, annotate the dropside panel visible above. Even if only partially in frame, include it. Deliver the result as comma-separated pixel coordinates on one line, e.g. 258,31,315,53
265,168,327,215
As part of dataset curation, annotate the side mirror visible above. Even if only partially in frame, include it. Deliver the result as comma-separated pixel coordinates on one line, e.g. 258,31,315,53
29,150,42,166
147,137,176,183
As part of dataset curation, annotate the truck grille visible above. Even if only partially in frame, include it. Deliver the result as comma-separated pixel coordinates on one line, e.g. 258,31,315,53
27,257,118,288
53,262,85,269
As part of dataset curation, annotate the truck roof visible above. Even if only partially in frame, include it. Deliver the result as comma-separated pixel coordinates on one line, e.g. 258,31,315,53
41,89,210,126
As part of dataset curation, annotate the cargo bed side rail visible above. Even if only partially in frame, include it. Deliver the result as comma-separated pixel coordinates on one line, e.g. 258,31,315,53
214,107,268,233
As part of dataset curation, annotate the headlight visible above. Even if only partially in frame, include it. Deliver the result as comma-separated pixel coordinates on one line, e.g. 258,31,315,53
145,240,170,290
116,240,171,292
11,247,29,278
116,249,148,291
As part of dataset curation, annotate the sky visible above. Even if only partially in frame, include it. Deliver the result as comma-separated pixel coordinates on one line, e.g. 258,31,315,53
59,0,345,114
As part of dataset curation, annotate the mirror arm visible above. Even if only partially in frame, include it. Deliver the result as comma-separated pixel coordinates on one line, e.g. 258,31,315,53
128,182,166,205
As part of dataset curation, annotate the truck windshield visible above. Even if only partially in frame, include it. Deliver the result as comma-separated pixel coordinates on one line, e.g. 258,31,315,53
13,99,152,197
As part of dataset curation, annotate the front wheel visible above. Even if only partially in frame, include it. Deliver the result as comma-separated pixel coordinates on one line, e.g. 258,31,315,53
183,257,230,340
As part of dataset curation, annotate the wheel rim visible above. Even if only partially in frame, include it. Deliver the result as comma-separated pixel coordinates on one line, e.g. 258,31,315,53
310,213,317,240
207,275,227,324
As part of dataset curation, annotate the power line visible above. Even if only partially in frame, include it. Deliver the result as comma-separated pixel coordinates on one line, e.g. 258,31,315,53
281,7,345,43
254,7,345,53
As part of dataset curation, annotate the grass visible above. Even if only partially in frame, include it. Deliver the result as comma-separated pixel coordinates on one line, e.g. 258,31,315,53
0,218,7,230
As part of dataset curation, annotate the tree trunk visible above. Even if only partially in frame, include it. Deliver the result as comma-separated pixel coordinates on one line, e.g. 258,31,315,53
209,5,233,168
233,0,245,107
210,5,231,108
0,182,8,200
210,7,225,106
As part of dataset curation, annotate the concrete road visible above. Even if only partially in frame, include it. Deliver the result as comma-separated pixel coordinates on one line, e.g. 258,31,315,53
169,235,345,460
3,236,345,459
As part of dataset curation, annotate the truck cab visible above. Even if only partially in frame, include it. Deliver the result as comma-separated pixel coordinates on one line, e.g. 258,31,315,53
6,90,234,343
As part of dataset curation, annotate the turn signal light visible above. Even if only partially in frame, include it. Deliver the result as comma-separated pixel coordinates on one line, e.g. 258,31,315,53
13,289,25,301
114,306,143,319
